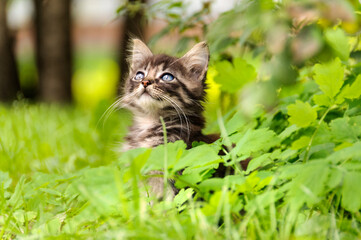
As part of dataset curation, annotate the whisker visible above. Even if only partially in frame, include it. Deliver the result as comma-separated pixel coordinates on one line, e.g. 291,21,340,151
160,96,184,133
154,90,191,141
187,98,204,110
97,97,123,128
97,88,141,127
152,88,187,139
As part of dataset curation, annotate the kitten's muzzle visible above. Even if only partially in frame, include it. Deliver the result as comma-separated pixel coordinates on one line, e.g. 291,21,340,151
141,80,152,88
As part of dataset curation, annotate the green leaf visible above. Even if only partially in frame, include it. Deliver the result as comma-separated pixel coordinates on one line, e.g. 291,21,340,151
173,188,193,211
237,171,273,193
9,176,26,209
173,144,220,173
330,118,358,143
278,149,298,161
341,171,361,212
119,147,149,165
123,148,152,181
213,57,257,93
326,142,361,164
230,128,280,158
313,94,332,107
349,116,361,137
313,58,345,99
13,210,37,223
145,141,186,171
75,167,122,215
291,136,311,150
198,175,245,193
197,178,225,192
174,171,202,189
287,161,330,209
201,191,226,216
46,218,62,235
325,28,350,61
0,171,12,190
246,153,272,173
312,122,332,145
327,168,343,189
334,141,353,151
287,100,317,128
279,124,299,140
336,75,361,104
225,111,247,134
39,188,62,197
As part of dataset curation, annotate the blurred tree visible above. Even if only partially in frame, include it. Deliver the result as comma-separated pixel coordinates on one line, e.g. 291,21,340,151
0,0,20,101
34,0,72,102
118,0,146,91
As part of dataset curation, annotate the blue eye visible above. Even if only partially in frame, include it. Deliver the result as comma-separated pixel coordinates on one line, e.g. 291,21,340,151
161,73,174,81
135,72,145,80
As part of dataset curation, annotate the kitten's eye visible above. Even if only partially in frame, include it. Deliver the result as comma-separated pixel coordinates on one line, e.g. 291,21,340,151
134,72,145,81
161,73,174,81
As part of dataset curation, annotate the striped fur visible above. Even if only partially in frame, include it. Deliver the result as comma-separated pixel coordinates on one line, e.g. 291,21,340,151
121,40,216,151
120,39,218,199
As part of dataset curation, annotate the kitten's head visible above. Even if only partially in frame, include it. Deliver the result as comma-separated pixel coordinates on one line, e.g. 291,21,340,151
122,39,209,117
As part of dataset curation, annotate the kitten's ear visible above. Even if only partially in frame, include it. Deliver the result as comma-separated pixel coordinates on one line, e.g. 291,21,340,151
129,39,153,70
180,42,209,81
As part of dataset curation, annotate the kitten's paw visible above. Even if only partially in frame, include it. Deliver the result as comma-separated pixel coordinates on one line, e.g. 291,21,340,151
145,170,177,202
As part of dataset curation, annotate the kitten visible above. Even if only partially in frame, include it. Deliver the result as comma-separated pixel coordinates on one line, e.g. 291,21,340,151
121,39,218,198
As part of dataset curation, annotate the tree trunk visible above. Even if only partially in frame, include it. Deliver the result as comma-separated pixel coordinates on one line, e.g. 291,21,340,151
119,0,146,91
34,0,72,102
0,0,20,101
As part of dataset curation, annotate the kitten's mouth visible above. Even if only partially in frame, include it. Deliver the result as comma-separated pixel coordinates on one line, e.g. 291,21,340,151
142,91,150,96
140,88,155,99
137,87,163,102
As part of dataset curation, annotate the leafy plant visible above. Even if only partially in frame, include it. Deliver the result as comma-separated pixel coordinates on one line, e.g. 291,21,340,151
1,0,361,239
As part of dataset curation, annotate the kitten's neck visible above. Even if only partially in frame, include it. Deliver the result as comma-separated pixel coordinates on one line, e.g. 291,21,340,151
123,110,205,151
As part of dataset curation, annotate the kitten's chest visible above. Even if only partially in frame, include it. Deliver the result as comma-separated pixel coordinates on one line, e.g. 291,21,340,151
123,119,163,151
122,117,183,151
134,118,158,136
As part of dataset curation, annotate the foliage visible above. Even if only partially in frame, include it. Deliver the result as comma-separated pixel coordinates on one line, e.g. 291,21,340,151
2,0,361,239
146,0,361,116
2,51,361,239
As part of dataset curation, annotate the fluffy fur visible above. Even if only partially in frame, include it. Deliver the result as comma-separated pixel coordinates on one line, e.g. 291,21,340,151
119,39,218,198
121,39,217,150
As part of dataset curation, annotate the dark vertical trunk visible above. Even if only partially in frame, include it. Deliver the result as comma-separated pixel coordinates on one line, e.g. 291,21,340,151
0,0,20,101
119,0,146,91
34,0,72,102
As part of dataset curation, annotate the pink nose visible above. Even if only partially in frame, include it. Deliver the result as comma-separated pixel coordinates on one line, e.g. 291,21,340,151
141,80,151,88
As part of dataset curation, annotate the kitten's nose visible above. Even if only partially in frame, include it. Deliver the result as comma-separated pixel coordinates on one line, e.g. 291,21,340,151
141,80,152,88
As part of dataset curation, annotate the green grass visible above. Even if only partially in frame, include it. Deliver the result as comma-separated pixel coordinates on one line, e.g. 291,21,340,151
1,96,361,239
0,102,227,239
0,102,131,182
2,59,361,239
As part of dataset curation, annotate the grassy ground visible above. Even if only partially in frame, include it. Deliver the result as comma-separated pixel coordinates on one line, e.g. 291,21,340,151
0,102,229,239
0,102,131,182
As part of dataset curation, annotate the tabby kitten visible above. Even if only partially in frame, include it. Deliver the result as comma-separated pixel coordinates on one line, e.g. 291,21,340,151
121,39,217,197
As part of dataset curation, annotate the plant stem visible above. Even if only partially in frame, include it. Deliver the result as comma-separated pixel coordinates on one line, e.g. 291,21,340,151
303,105,334,163
0,197,19,239
160,116,169,201
217,110,243,175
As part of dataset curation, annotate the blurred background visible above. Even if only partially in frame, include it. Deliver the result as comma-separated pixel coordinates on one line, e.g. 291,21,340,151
0,0,237,107
1,0,361,118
